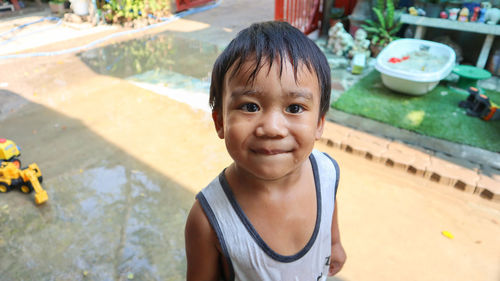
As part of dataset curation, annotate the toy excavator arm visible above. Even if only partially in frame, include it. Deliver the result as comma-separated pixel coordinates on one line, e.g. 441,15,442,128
20,164,48,205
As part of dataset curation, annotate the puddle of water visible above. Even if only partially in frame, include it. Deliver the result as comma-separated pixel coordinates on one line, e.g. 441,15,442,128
0,161,193,280
79,33,220,113
79,33,221,81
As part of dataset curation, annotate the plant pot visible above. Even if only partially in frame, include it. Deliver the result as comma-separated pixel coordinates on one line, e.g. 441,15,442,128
370,43,384,58
70,0,88,15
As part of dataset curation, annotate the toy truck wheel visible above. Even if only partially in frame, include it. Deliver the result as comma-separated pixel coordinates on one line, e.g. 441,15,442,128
0,182,12,193
20,182,33,194
12,158,21,169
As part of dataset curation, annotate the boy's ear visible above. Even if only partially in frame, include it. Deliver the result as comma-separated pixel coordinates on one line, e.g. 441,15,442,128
212,110,225,139
315,115,325,140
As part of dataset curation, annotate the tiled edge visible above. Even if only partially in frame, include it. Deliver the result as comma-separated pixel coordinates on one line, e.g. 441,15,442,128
320,122,500,203
477,168,500,202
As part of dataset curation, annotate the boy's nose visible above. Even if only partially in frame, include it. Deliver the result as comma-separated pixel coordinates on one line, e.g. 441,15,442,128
255,110,287,138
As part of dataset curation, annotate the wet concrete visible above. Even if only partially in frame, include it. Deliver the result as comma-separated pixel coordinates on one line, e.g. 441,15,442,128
0,33,230,278
0,93,193,280
1,1,500,279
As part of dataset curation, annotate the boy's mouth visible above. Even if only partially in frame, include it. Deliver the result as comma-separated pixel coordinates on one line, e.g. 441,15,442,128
250,148,291,155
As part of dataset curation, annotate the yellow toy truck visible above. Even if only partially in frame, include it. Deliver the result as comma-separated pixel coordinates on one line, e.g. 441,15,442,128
0,138,21,168
0,139,48,205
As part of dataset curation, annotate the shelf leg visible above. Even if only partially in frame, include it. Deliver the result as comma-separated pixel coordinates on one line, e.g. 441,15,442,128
476,34,494,69
415,26,426,39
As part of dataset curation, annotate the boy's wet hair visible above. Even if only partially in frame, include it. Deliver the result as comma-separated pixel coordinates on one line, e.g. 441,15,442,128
209,21,331,117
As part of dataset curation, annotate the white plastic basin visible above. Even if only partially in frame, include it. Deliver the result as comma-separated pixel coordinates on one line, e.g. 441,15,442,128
375,39,456,95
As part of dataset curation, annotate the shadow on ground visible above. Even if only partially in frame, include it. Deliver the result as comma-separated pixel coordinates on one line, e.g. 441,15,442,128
0,92,192,280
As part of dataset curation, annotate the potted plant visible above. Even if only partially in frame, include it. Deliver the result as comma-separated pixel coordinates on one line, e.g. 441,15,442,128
49,0,65,15
361,0,403,56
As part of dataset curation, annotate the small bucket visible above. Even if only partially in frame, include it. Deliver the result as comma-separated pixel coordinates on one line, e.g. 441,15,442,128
71,0,88,15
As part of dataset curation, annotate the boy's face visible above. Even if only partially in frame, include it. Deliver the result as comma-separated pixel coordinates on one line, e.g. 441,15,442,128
212,57,325,181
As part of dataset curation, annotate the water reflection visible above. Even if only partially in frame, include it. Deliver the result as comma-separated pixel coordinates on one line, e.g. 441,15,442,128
0,161,192,280
80,33,221,81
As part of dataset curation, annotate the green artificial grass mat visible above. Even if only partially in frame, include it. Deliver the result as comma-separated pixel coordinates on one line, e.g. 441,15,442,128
332,70,500,152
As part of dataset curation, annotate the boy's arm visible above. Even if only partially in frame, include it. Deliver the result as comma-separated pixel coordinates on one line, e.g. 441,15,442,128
185,200,222,281
328,200,346,276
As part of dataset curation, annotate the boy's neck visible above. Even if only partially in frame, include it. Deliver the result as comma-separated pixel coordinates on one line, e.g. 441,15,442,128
225,159,311,195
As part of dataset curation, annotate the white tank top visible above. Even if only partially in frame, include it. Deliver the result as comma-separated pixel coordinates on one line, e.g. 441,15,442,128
197,149,340,281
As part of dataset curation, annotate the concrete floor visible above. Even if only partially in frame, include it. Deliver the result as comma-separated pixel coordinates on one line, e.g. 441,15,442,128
0,1,499,280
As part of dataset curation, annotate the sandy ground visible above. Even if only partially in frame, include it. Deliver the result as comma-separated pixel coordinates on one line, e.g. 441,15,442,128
1,36,499,280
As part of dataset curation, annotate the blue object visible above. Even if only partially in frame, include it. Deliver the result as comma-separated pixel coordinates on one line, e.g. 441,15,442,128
478,8,487,22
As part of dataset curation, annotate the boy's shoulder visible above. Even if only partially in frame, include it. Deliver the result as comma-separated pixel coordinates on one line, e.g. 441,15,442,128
311,149,339,170
185,200,229,280
310,149,340,194
185,200,216,241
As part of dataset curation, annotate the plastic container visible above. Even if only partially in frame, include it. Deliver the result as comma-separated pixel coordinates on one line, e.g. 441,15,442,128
70,0,89,15
375,39,456,95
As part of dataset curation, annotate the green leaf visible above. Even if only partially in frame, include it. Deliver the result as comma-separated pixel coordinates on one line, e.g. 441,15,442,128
364,19,379,28
389,22,403,35
372,7,386,30
386,0,395,28
361,26,380,34
380,28,390,37
376,0,384,12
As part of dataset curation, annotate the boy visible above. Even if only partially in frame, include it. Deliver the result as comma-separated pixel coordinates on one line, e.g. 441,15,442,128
185,21,346,281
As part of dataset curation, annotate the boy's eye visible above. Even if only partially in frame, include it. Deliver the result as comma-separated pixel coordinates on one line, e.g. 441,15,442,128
286,104,304,114
241,103,260,112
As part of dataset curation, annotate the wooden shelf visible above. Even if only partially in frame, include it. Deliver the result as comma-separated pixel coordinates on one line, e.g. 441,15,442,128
400,14,499,69
400,15,500,36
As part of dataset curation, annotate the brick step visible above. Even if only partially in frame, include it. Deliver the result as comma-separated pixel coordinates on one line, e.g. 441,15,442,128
320,122,500,203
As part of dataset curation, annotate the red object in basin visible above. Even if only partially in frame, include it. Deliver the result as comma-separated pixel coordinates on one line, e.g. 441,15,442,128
389,57,402,63
388,56,410,63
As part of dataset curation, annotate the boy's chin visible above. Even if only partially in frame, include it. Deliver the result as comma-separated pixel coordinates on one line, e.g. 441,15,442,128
244,164,302,182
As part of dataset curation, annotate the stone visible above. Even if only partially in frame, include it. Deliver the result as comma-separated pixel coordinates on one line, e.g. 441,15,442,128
64,13,83,24
348,28,370,58
344,130,389,163
477,167,500,202
426,154,480,193
402,145,432,177
326,22,353,57
384,141,418,171
133,19,149,29
321,122,354,149
123,21,134,28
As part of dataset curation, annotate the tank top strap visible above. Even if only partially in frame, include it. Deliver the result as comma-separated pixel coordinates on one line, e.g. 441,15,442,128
197,149,339,281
